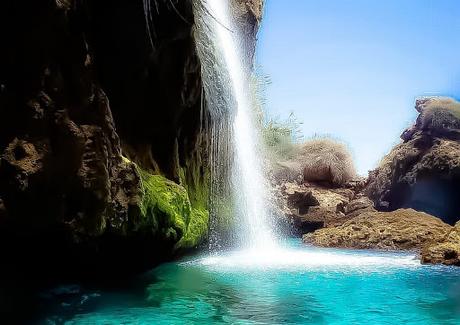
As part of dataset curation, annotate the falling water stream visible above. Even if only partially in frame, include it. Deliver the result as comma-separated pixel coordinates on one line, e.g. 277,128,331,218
195,0,275,250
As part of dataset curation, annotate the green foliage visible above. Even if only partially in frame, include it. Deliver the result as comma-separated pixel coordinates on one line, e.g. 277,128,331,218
136,166,209,249
250,71,303,160
261,113,303,160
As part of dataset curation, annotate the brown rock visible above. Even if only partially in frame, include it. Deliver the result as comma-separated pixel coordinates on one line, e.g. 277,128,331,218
280,182,359,232
421,222,460,266
366,97,460,225
303,209,451,250
344,197,375,219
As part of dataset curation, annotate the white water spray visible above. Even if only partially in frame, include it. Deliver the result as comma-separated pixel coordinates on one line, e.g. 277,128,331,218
194,0,276,249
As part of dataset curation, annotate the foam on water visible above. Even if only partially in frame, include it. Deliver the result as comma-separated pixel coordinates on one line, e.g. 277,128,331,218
186,246,421,271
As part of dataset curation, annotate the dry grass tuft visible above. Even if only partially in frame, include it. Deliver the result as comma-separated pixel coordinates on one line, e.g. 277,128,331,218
418,97,460,130
299,137,356,186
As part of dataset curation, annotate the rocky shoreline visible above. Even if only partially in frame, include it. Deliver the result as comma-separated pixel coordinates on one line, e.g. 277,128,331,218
273,97,460,266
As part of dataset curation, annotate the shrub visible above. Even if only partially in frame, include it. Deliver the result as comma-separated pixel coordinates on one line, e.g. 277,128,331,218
418,97,460,131
299,137,356,186
250,71,302,161
261,113,303,160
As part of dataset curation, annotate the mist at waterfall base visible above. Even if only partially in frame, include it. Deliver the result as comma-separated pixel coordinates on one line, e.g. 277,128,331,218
34,1,460,323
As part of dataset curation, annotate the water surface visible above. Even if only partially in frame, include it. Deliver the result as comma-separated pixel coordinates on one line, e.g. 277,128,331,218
40,240,460,324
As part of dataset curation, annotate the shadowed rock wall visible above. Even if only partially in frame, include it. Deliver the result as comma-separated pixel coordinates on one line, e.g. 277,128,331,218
0,0,262,317
366,97,460,225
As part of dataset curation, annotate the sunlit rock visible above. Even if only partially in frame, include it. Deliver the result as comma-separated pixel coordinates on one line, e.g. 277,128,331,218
303,209,451,250
277,180,374,234
422,221,460,266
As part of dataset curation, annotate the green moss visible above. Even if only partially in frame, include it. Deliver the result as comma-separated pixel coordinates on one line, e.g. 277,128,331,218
178,166,209,210
138,168,189,243
177,207,209,249
136,165,209,249
176,164,211,249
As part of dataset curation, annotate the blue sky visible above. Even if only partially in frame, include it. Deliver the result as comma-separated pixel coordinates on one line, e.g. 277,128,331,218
256,0,460,175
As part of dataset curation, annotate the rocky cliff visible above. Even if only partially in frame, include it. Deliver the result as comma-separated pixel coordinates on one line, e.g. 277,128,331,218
0,0,262,315
366,97,460,225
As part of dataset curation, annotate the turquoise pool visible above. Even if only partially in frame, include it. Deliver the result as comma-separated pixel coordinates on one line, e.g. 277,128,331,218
39,240,460,324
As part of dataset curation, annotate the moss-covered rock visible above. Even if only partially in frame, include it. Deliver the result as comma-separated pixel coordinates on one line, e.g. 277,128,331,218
136,166,208,250
177,207,209,249
138,168,188,242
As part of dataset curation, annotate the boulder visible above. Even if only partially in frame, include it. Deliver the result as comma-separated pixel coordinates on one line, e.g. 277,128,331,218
344,197,375,218
279,181,374,233
303,209,451,250
422,222,460,266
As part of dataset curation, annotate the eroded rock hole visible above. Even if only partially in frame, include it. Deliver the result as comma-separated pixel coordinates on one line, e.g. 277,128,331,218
406,177,460,225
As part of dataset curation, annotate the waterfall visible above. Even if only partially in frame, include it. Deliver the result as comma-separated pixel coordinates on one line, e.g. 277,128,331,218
194,0,276,250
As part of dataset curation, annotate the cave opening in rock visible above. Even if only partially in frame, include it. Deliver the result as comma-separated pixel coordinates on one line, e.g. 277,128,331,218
405,176,460,225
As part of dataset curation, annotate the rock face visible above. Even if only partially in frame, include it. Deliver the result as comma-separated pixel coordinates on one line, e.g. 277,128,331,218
277,179,374,234
0,0,197,282
303,209,451,250
268,136,363,235
0,0,261,308
366,97,460,225
422,222,460,266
